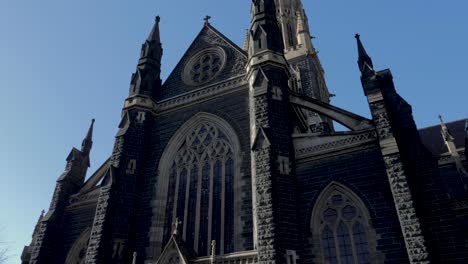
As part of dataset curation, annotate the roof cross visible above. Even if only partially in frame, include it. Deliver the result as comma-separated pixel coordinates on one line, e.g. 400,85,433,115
204,15,212,25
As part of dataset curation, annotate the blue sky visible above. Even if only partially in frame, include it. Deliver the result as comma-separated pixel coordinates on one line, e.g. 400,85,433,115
0,0,467,261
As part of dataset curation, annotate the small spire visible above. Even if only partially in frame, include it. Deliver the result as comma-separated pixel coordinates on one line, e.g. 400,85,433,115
147,15,161,43
81,119,94,156
355,34,374,72
132,252,137,264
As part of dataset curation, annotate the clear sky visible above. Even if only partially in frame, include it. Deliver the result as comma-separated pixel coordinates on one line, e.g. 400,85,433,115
0,0,467,261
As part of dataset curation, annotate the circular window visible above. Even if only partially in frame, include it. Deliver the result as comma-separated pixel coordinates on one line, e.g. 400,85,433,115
182,46,226,86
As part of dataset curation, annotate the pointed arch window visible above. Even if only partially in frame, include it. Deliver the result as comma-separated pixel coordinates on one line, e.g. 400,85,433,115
153,115,241,258
312,183,376,264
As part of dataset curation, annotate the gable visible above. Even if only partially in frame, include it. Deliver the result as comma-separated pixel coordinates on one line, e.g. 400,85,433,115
160,24,247,100
155,236,193,264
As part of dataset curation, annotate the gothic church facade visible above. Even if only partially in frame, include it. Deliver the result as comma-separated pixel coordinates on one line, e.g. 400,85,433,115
22,1,468,263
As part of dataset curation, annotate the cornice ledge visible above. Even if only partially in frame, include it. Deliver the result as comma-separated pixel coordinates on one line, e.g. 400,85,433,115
156,75,247,113
295,130,378,160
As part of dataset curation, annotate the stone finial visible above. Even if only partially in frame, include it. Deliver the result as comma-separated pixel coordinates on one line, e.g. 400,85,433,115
172,217,182,236
210,240,216,264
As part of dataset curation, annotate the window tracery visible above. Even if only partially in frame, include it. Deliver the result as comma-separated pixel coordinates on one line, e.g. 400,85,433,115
312,183,375,264
162,121,237,256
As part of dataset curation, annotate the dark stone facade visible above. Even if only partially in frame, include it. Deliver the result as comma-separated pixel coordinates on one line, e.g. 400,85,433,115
22,1,468,264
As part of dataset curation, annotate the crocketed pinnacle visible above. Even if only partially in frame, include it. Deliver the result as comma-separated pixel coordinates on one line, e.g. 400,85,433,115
81,119,94,156
355,34,374,73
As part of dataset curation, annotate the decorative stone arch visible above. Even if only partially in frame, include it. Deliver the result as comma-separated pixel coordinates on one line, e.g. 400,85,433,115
149,112,243,259
309,182,381,264
65,227,91,264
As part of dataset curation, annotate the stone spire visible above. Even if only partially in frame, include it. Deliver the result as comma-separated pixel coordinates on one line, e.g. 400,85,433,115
147,16,161,44
129,16,163,99
355,34,374,73
81,118,94,157
275,0,313,53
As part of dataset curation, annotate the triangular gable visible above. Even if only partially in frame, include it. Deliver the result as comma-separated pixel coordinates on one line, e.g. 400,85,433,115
155,236,194,264
161,24,248,100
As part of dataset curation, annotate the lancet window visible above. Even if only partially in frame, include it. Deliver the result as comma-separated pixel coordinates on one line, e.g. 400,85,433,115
312,184,375,264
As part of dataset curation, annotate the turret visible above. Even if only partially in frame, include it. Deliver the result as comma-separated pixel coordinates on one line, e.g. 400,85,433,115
249,0,285,56
129,16,163,100
28,120,96,263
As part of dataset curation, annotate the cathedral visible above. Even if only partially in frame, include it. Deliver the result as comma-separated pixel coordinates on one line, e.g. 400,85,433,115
21,0,468,263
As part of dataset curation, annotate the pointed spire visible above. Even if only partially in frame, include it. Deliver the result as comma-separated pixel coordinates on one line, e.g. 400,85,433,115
81,119,94,156
129,16,163,99
147,16,161,44
355,34,374,73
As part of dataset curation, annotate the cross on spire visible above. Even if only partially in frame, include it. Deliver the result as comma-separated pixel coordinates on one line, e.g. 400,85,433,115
204,15,211,25
172,217,182,236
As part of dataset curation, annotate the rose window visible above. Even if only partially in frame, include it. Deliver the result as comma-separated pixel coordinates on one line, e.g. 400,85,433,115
182,47,226,86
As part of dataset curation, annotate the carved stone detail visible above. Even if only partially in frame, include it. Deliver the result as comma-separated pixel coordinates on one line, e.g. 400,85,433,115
295,131,377,158
157,77,247,113
383,155,430,263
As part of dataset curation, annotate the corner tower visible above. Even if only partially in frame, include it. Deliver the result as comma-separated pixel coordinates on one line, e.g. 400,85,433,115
85,17,162,264
248,0,299,263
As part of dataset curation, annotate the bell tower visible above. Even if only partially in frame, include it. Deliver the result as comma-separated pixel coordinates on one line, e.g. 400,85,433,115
275,0,333,133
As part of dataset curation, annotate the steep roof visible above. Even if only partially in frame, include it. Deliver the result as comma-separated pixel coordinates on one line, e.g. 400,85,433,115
419,119,466,156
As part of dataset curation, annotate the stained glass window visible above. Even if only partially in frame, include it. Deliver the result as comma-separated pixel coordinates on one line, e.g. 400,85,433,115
164,122,236,256
314,185,373,264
